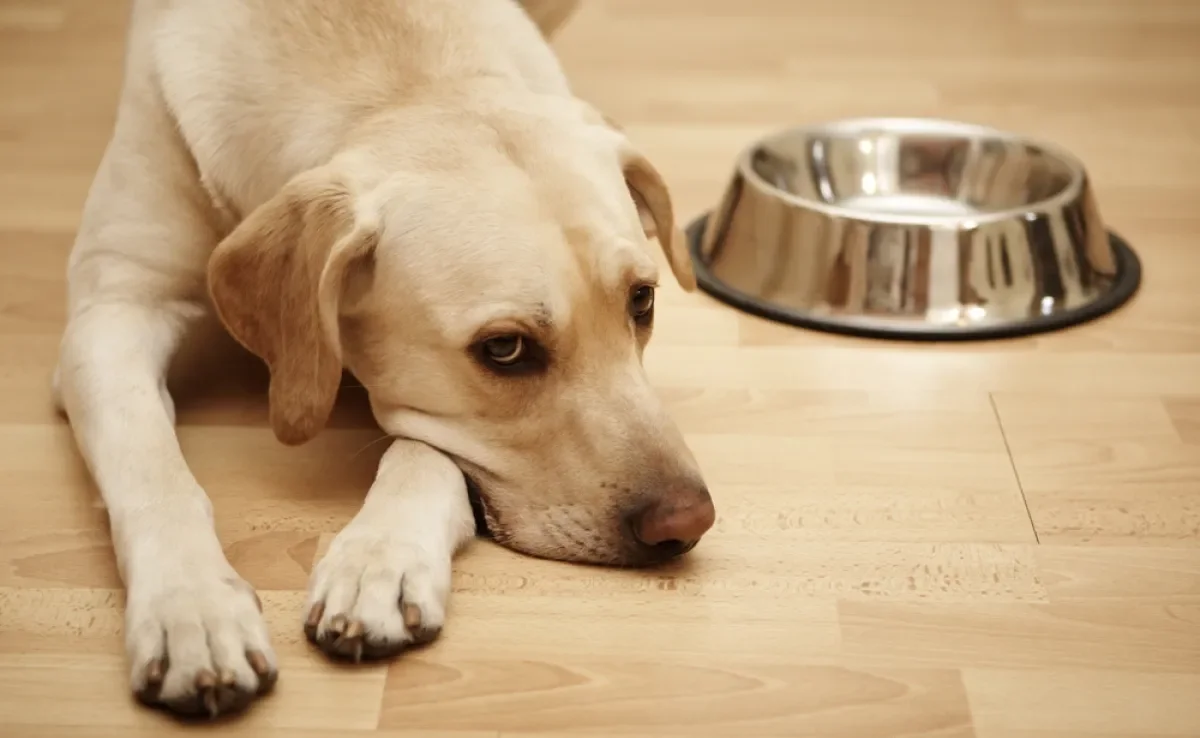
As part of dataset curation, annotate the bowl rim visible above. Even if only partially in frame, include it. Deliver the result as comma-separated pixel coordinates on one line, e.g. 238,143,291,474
735,116,1090,228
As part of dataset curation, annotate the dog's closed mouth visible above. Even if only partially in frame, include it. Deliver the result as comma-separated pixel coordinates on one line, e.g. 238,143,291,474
464,475,492,538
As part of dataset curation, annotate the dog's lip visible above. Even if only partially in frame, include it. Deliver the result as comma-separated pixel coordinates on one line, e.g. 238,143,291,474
463,474,492,538
441,452,495,539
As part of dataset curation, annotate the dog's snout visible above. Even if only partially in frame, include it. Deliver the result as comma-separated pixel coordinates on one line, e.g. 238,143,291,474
631,489,716,555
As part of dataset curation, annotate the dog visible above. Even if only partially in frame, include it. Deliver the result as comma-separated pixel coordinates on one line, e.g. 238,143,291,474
54,0,715,718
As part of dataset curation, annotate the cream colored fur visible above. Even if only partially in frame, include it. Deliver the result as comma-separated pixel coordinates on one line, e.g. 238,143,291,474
55,0,712,718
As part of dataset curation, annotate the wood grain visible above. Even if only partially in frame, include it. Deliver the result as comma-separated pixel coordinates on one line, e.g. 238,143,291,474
964,668,1200,737
1,0,1198,736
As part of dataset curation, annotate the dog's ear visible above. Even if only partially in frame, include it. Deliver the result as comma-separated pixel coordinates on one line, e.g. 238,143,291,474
519,0,581,39
207,167,379,445
574,102,694,290
618,145,697,292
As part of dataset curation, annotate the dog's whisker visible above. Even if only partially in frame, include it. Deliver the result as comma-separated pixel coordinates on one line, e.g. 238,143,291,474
350,433,393,459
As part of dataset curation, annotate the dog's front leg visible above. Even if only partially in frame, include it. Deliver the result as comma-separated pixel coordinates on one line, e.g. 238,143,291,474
304,439,476,660
58,301,279,715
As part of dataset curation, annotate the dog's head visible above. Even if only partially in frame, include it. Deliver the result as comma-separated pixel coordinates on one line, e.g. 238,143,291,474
207,99,713,566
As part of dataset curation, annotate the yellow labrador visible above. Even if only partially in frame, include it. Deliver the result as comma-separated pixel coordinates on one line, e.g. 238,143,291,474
54,0,714,718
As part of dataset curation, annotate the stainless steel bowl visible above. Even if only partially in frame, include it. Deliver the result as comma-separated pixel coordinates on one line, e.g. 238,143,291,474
688,117,1141,340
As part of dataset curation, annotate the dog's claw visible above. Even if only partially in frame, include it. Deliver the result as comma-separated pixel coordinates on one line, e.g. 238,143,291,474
247,650,270,677
135,657,167,705
145,658,166,686
303,602,324,641
328,614,348,636
402,602,440,644
246,649,278,694
195,669,219,717
340,620,365,662
402,603,422,631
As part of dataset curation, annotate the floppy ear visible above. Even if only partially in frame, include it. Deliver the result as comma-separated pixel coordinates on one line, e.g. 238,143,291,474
518,0,581,39
618,146,697,292
207,167,379,445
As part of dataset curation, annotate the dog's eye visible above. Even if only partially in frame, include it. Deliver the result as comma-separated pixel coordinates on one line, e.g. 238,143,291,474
472,332,547,376
481,335,525,366
630,285,655,323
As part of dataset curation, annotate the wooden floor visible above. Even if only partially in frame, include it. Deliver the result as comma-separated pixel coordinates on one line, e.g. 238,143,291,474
2,0,1199,736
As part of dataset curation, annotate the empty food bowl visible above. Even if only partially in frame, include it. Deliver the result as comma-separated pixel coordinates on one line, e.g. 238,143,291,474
687,117,1141,340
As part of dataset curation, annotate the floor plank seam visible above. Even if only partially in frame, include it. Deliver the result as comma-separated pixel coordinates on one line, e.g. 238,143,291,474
989,393,1040,545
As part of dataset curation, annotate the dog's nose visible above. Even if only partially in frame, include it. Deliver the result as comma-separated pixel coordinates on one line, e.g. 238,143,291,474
632,493,716,552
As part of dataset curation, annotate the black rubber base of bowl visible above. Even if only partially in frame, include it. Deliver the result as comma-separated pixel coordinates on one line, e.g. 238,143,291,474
684,213,1143,342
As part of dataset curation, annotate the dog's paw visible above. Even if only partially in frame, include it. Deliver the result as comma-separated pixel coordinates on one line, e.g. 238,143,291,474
125,570,278,717
304,528,450,661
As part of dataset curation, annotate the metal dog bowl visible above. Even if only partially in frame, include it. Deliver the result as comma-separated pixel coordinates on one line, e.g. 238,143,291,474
687,117,1141,340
